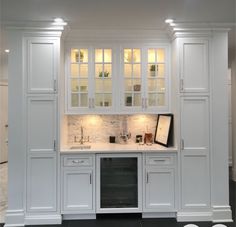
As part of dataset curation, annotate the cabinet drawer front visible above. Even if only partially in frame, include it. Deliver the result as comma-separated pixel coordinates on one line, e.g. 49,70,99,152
63,156,93,167
146,156,174,166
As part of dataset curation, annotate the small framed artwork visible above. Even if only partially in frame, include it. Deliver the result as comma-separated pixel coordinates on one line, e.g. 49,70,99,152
154,114,173,147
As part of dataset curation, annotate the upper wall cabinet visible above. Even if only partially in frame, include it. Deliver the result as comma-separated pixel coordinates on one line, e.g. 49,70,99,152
121,47,169,113
66,44,170,114
179,38,209,93
26,37,59,94
67,47,115,114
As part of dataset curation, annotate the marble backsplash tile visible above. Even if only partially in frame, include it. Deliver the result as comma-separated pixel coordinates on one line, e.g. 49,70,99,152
68,115,158,144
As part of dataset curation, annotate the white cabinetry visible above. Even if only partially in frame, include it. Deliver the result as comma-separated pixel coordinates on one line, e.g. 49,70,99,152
26,37,59,93
66,44,170,114
177,36,211,220
180,97,210,209
121,47,169,113
67,47,115,114
27,96,57,153
143,153,177,214
61,155,95,216
179,38,209,93
27,153,57,212
24,35,60,224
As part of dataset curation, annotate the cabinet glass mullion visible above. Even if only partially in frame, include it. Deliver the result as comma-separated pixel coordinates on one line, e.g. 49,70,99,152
94,48,112,107
124,49,141,107
70,48,89,108
147,48,166,107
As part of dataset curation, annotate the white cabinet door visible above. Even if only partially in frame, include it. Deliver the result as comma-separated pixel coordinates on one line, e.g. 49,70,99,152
180,96,210,209
26,37,59,93
63,170,94,213
27,154,57,212
145,168,175,211
180,38,209,93
27,96,57,153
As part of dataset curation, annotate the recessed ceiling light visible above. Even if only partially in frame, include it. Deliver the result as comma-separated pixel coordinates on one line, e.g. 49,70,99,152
4,49,10,53
165,19,174,24
52,17,67,26
54,18,64,23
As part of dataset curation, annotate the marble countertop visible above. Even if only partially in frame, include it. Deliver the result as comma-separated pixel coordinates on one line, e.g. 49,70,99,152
60,142,178,154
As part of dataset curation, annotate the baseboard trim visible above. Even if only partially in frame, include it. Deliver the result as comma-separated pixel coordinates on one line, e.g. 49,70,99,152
212,206,233,223
177,211,212,222
24,214,62,225
4,209,25,227
62,214,96,220
142,212,176,218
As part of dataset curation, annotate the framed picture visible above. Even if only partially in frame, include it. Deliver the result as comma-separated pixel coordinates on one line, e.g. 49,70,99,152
154,114,173,147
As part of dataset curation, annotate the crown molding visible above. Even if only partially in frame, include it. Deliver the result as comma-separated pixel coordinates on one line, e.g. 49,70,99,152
167,22,233,40
65,28,171,43
2,21,66,32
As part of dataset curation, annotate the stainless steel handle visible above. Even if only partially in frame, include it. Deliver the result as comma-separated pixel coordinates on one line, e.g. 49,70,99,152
92,98,95,108
154,159,166,162
181,139,184,150
145,98,148,109
146,173,149,184
54,79,57,92
53,140,56,151
89,98,91,108
72,160,84,164
90,173,92,184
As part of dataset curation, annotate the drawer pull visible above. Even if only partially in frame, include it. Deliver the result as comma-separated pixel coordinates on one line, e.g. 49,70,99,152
72,160,84,164
153,159,166,162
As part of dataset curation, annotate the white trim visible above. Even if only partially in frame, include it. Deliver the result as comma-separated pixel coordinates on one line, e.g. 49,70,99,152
212,206,233,223
62,214,96,220
177,211,212,222
4,209,25,227
142,212,176,218
24,214,62,225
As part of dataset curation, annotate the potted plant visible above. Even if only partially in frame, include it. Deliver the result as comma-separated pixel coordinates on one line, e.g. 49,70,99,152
99,71,110,78
150,64,156,77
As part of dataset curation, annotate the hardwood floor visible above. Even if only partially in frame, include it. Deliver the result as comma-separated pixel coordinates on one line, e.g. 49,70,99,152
0,162,235,227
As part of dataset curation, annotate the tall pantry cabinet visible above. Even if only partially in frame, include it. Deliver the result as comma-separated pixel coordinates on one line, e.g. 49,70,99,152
172,30,231,222
23,33,61,224
24,33,61,224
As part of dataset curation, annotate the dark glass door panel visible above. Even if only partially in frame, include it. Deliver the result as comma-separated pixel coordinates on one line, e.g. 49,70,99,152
100,157,138,208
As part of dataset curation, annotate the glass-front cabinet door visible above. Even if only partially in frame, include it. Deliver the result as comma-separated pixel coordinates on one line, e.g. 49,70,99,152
94,48,113,109
69,48,89,110
67,45,169,114
146,48,167,111
122,48,143,112
67,47,114,113
121,46,168,113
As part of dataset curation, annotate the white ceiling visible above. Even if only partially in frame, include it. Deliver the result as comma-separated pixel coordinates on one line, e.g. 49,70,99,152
1,0,235,29
1,0,236,55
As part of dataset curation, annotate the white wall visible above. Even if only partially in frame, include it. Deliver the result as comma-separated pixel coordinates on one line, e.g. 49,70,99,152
230,54,236,181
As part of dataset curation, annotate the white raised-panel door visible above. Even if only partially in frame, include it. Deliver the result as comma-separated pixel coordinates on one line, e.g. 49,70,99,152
63,170,93,213
27,153,57,212
145,168,175,211
26,38,58,93
180,96,210,209
180,39,209,93
27,96,57,153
